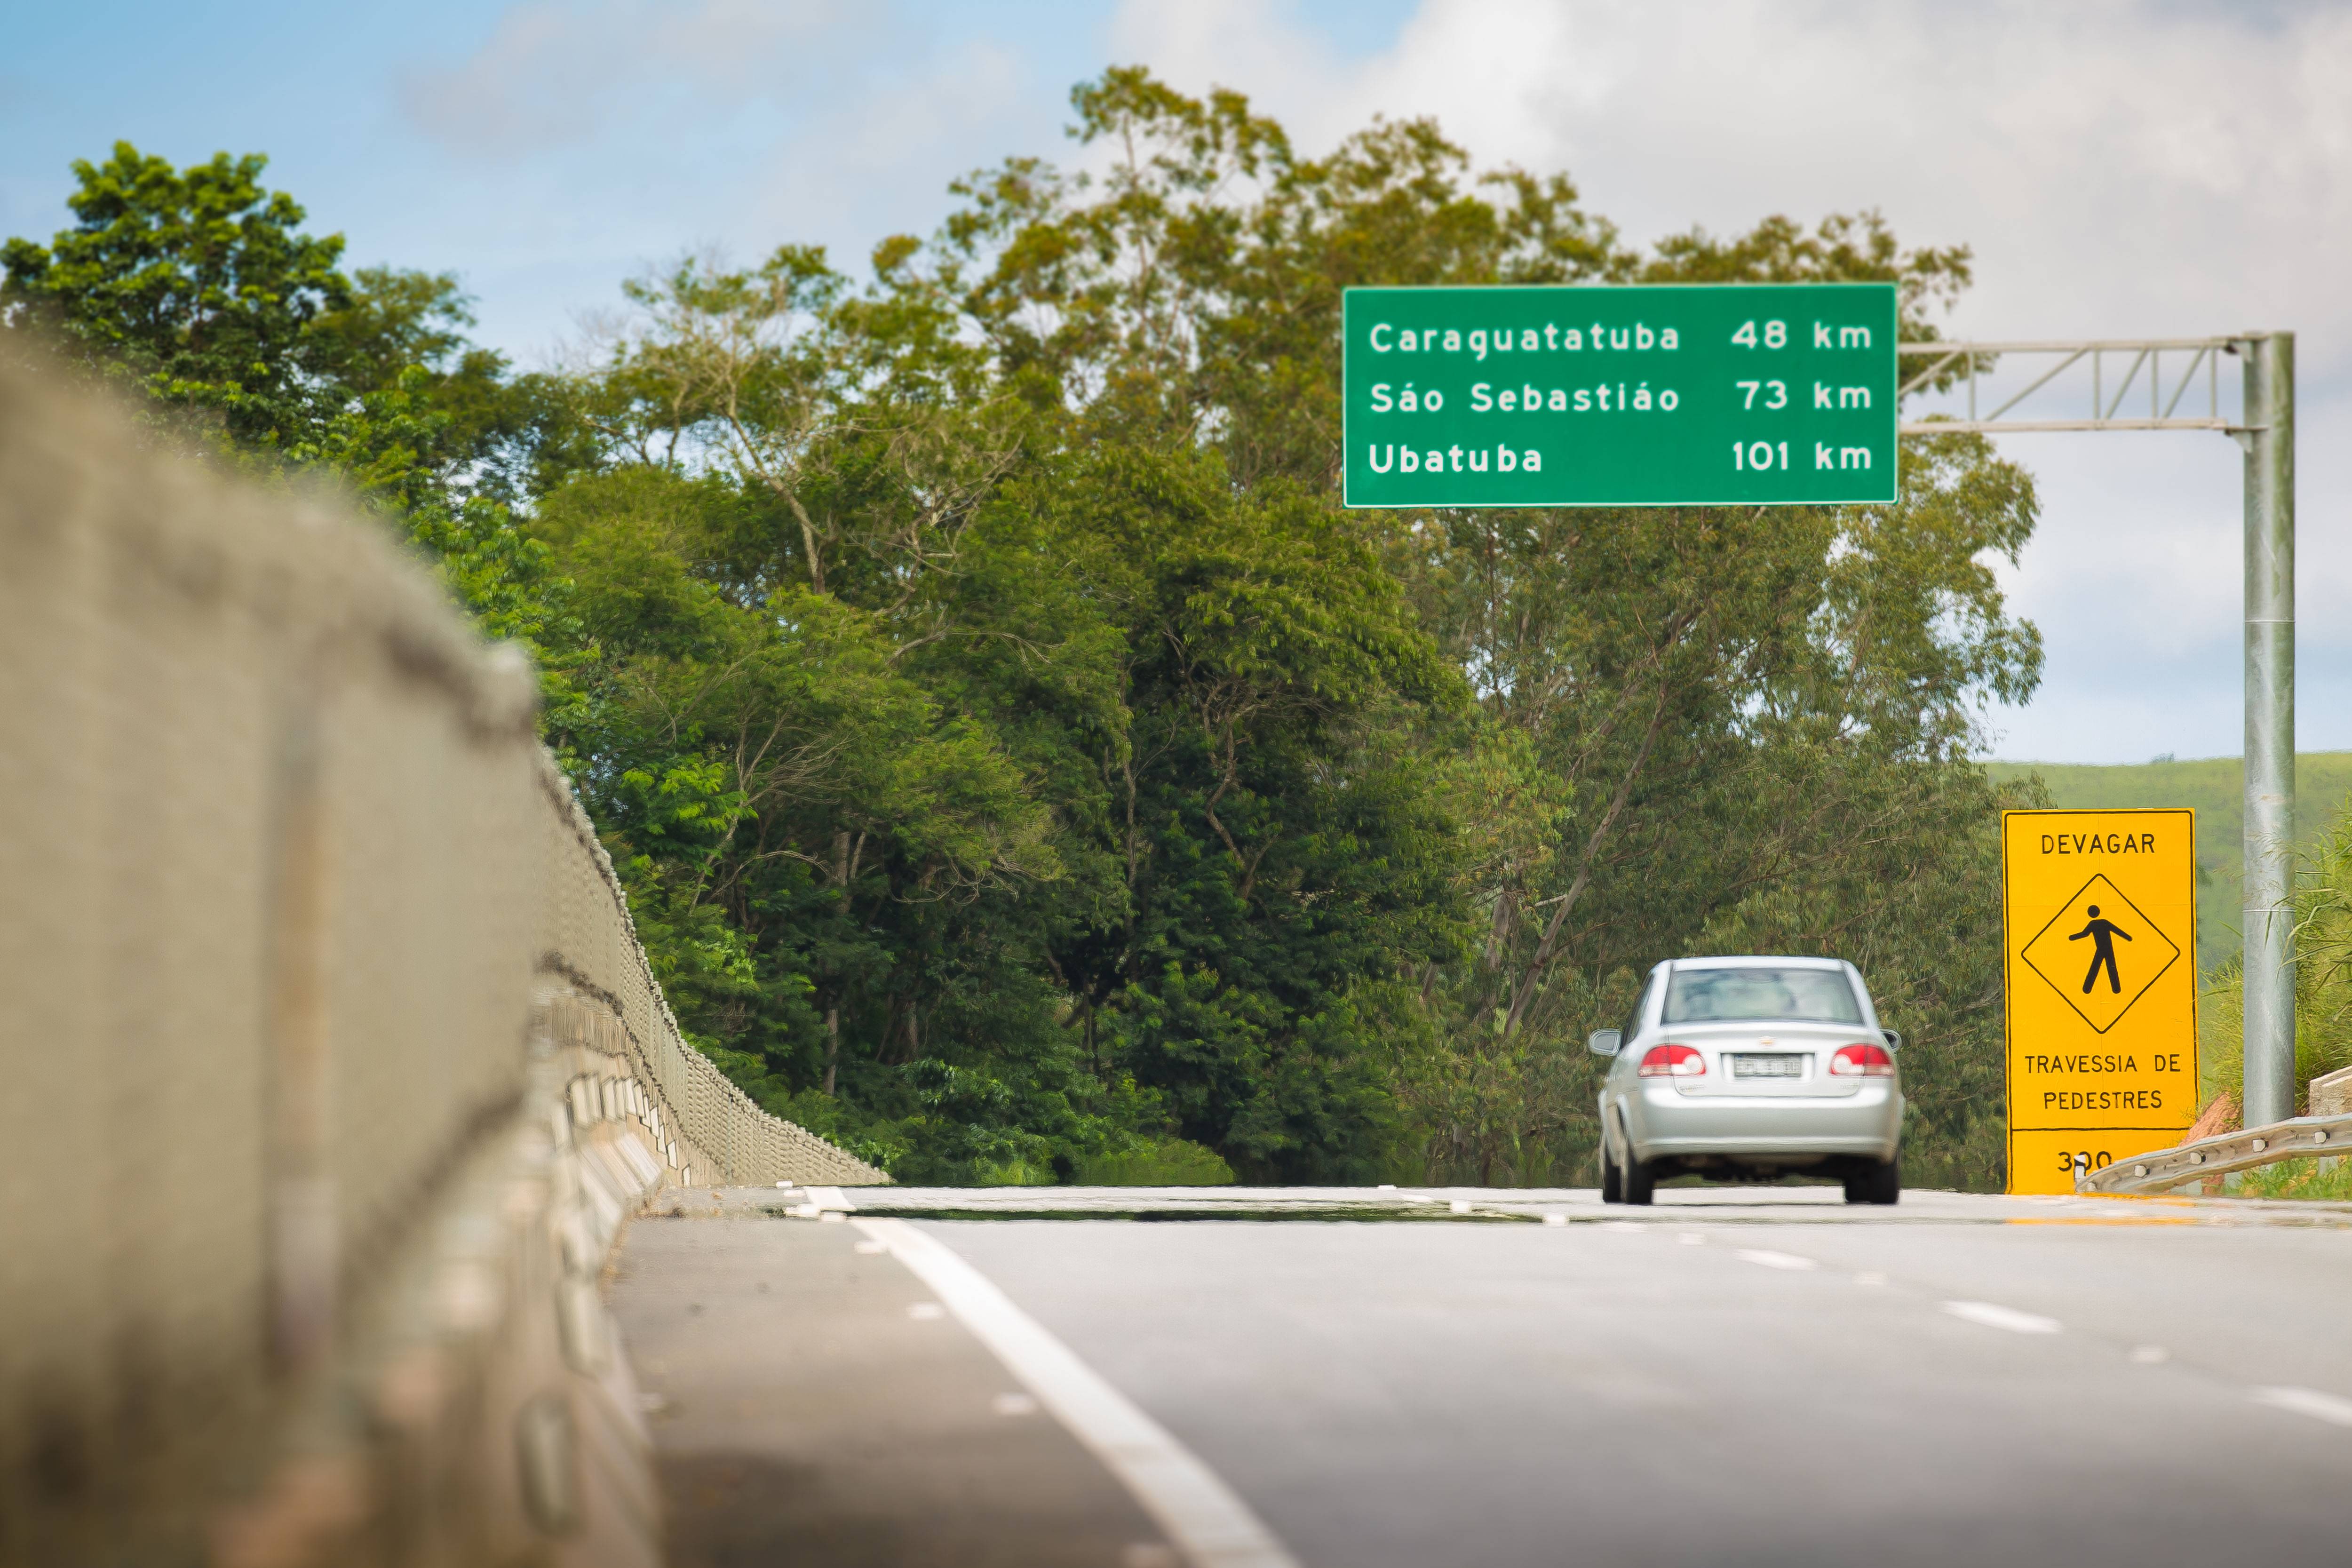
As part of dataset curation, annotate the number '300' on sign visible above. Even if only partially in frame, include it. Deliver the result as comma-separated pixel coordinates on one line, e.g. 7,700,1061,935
1341,283,1898,509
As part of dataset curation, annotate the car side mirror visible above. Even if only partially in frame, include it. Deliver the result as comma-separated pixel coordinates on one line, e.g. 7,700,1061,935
1588,1028,1622,1058
1882,1029,1902,1052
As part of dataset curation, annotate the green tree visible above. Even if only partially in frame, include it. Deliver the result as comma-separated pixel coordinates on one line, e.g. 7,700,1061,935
910,70,2039,1186
13,71,2050,1189
2,142,351,450
4,143,586,689
1025,446,1470,1178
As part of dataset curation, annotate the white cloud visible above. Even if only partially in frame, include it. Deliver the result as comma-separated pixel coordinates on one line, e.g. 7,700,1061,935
1117,0,2352,344
399,0,864,156
747,38,1034,260
375,0,2352,761
1110,0,2352,761
381,0,1067,366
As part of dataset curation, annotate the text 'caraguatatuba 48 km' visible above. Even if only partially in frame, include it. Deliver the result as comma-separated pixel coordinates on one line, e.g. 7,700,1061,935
1341,283,1899,509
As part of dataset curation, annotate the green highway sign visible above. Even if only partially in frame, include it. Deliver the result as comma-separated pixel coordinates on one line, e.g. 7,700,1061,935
1341,283,1899,508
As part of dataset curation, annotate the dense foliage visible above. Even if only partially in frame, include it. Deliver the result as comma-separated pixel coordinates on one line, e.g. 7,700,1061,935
6,72,2050,1187
2201,805,2352,1122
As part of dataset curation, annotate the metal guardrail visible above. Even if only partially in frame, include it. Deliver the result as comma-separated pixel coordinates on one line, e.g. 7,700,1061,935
2076,1113,2352,1195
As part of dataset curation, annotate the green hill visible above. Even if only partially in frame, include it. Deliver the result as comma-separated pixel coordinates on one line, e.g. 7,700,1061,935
1984,753,2352,975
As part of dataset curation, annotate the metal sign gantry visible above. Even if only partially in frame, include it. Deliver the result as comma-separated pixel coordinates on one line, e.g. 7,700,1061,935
1900,334,2297,1126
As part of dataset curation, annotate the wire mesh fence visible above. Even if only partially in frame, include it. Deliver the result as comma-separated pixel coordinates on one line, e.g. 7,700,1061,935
0,353,874,1565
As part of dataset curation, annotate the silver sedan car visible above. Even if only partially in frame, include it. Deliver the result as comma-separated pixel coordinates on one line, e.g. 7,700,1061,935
1590,955,1903,1205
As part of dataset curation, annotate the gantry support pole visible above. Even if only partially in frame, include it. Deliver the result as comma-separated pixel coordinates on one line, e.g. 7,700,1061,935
2241,332,2296,1127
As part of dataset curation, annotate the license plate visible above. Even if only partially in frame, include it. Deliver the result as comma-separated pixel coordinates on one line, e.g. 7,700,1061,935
1731,1054,1804,1078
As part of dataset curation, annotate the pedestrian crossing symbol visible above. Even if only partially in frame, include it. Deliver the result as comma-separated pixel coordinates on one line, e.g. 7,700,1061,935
2019,873,2181,1034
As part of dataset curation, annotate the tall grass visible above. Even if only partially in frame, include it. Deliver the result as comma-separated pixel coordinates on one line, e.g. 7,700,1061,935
2200,808,2352,1117
2233,1158,2352,1201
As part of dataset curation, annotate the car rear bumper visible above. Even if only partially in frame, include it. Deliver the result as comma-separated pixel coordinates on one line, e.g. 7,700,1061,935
1615,1082,1902,1163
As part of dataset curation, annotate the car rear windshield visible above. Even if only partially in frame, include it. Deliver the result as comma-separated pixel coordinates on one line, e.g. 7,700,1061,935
1662,967,1864,1025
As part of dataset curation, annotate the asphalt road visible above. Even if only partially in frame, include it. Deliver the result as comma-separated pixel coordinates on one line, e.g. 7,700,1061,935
612,1187,2352,1567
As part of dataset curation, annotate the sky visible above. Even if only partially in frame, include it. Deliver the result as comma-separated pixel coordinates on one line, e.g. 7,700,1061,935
5,0,2348,765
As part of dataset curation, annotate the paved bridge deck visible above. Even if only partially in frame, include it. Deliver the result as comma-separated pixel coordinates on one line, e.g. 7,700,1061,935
613,1186,2352,1567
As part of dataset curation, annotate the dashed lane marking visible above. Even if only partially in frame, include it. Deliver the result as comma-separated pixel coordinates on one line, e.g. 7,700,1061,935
854,1218,1303,1568
2252,1385,2352,1428
1735,1249,1818,1271
1942,1300,2062,1335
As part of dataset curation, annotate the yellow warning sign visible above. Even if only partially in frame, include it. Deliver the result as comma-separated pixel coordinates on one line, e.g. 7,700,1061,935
2001,811,2198,1194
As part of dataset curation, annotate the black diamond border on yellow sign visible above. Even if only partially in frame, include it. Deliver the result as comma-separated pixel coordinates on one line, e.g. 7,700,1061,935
2020,872,2180,1035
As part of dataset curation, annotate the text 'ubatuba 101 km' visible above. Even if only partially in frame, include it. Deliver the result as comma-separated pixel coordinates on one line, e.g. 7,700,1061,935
1342,282,1899,509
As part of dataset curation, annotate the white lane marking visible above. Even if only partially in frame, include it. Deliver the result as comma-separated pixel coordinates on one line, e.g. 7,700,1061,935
1677,1232,1706,1246
854,1218,1303,1568
1735,1249,1818,1271
807,1186,853,1210
1448,1199,1473,1214
907,1302,946,1321
1600,1220,1645,1234
1853,1271,1888,1287
2252,1385,2352,1428
1943,1300,2061,1335
1541,1212,1568,1226
993,1392,1040,1417
2129,1345,2169,1365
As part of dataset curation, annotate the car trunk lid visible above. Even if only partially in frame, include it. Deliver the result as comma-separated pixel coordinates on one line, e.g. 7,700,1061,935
1653,1022,1878,1097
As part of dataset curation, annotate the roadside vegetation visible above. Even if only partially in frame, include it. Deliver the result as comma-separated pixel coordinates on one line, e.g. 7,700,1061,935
2199,807,2352,1120
1986,752,2352,977
3,70,2047,1188
1994,751,2352,1183
2233,1160,2352,1201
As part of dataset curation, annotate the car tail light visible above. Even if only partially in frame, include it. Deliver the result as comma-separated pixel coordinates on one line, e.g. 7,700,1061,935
1638,1043,1706,1078
1828,1043,1896,1077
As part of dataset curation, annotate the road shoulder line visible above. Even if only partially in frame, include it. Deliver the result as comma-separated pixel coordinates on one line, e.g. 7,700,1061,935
2252,1385,2352,1427
853,1217,1303,1568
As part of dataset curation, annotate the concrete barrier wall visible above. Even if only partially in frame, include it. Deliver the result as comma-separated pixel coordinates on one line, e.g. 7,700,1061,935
0,357,879,1568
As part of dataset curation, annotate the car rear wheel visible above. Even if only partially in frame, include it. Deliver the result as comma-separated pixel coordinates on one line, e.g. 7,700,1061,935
1600,1140,1623,1204
1844,1157,1900,1205
1622,1154,1657,1206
